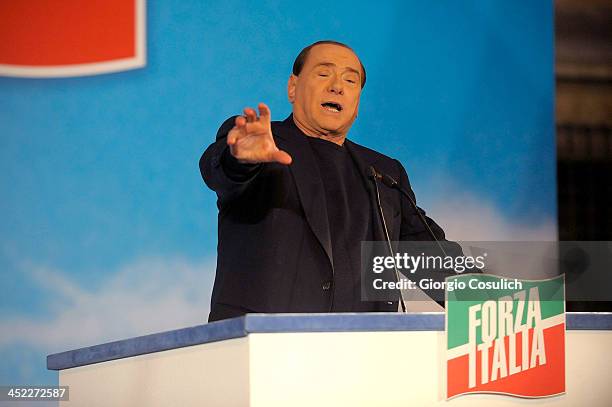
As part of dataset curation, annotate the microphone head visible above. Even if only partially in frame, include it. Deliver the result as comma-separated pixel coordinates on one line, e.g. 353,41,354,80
367,165,379,179
368,166,398,188
381,173,398,188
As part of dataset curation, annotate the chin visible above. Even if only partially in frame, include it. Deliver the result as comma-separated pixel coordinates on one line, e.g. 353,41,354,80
317,118,347,133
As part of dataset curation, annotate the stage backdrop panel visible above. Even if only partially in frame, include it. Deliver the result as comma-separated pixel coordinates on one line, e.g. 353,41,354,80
0,0,554,386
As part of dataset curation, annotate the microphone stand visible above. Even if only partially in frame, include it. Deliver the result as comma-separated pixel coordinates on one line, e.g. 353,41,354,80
368,167,408,313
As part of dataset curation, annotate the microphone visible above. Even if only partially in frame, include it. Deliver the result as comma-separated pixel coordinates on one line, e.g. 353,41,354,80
368,166,398,188
368,165,407,313
368,166,448,257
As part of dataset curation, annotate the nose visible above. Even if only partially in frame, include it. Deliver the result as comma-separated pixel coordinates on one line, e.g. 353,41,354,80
328,75,344,95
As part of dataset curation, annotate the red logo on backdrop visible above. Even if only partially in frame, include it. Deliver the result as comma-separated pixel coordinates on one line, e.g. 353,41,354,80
0,0,146,78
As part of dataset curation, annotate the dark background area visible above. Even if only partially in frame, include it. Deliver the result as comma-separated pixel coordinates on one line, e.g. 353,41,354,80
556,0,612,310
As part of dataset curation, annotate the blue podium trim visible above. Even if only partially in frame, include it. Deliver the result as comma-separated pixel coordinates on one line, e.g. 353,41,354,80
47,312,612,371
566,312,612,330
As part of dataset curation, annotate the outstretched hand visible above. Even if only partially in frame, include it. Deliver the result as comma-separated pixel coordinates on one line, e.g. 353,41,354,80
227,103,292,165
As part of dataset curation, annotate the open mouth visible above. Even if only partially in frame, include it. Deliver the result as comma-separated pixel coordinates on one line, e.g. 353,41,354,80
321,102,343,112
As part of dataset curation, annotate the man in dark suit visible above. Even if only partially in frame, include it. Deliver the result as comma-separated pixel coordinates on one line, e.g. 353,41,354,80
200,41,450,322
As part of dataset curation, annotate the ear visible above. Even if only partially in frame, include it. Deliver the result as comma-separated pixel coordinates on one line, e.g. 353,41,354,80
287,75,297,103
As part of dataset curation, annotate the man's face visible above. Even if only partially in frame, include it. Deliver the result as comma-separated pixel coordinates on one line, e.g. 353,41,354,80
288,44,363,139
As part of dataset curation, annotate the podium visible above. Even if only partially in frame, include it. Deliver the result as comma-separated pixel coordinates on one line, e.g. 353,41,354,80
48,313,612,406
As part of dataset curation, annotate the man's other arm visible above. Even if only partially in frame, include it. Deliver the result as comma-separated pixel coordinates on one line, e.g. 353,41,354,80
395,160,447,242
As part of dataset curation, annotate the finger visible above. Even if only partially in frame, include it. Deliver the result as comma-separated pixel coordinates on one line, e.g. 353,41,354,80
258,103,271,122
234,115,246,128
271,149,292,165
227,125,246,145
243,107,257,123
227,127,239,145
228,116,246,145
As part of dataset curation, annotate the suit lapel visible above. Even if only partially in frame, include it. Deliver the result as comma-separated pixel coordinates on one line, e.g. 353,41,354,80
273,116,398,268
275,117,334,271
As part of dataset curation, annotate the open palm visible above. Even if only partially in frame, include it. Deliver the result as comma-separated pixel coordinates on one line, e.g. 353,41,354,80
227,103,292,165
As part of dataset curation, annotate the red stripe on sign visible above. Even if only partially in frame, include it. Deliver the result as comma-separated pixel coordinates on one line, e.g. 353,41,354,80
0,0,135,66
447,324,565,398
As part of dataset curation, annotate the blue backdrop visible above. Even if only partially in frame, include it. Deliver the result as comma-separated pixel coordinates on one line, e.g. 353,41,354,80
0,0,554,385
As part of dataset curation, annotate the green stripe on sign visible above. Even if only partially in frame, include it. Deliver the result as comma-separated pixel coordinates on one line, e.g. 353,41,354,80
446,274,564,349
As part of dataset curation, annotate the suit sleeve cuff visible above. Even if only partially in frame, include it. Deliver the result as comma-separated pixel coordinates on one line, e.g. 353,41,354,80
220,147,262,182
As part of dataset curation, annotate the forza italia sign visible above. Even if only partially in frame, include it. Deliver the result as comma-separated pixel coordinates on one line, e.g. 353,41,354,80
446,274,565,399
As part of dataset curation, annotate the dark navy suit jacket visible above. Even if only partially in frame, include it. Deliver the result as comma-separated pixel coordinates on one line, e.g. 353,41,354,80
200,115,449,321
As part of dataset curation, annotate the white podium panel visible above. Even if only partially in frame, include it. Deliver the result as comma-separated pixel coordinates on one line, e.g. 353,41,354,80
48,313,612,406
